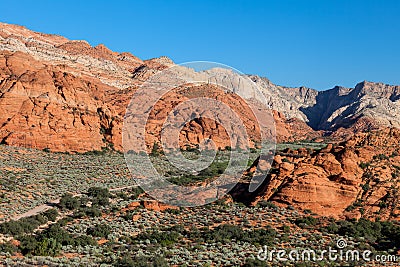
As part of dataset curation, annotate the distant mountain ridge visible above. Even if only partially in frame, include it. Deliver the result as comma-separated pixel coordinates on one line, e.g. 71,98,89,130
0,22,399,152
250,76,400,132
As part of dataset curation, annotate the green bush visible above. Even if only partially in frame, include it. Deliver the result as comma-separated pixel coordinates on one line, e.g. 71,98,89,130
40,224,74,245
373,154,389,160
325,219,400,249
294,216,318,228
18,223,96,256
242,258,265,267
19,235,39,255
168,160,229,185
257,200,277,209
115,255,168,267
88,187,110,206
136,229,180,247
88,187,110,198
0,213,52,236
87,223,111,238
0,241,18,254
43,209,58,221
359,162,370,169
186,224,277,246
59,193,80,210
34,237,61,256
129,187,144,199
83,206,102,217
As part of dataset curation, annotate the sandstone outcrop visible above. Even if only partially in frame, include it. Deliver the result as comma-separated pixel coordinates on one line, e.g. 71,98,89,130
232,128,400,220
0,22,399,153
0,23,317,152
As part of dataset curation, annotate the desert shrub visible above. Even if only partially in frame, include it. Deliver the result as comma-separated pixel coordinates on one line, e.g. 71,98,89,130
167,224,186,235
34,214,48,224
198,161,228,177
33,238,61,256
247,227,278,246
57,217,73,227
88,187,110,206
20,235,62,256
380,221,400,249
186,224,276,246
282,225,291,233
294,216,318,228
115,191,129,200
359,162,370,169
74,234,97,246
83,206,102,217
93,196,109,207
0,241,18,254
379,201,388,208
164,208,180,214
42,225,95,247
74,206,102,218
362,183,370,192
0,221,25,236
122,211,134,221
373,154,389,160
115,255,168,267
337,219,382,242
40,224,74,245
59,193,80,210
326,219,400,249
0,213,52,236
257,200,277,209
115,255,136,267
42,209,58,221
83,149,107,155
72,209,86,219
79,195,90,206
136,229,180,247
150,142,161,157
324,222,339,233
168,160,229,185
88,187,110,198
242,258,265,267
18,223,96,256
87,223,111,238
19,235,39,255
130,186,144,199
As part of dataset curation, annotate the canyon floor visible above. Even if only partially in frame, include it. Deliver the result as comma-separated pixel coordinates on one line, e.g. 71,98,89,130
0,141,399,266
0,22,399,266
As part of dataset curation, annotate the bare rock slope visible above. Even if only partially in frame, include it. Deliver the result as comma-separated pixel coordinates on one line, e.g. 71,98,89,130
232,128,400,220
0,22,399,153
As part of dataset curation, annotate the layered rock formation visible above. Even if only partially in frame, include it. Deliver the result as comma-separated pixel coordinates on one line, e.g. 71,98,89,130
0,22,399,220
0,22,399,153
232,128,400,220
0,22,316,152
252,77,400,133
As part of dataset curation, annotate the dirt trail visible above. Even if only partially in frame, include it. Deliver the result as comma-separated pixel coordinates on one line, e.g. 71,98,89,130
11,185,137,221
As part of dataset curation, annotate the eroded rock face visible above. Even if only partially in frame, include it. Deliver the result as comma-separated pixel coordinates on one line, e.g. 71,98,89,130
0,51,111,152
240,128,400,220
0,22,317,152
0,22,399,153
252,77,400,134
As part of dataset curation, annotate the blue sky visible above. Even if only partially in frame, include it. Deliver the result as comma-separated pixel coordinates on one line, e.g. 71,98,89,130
2,0,399,90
